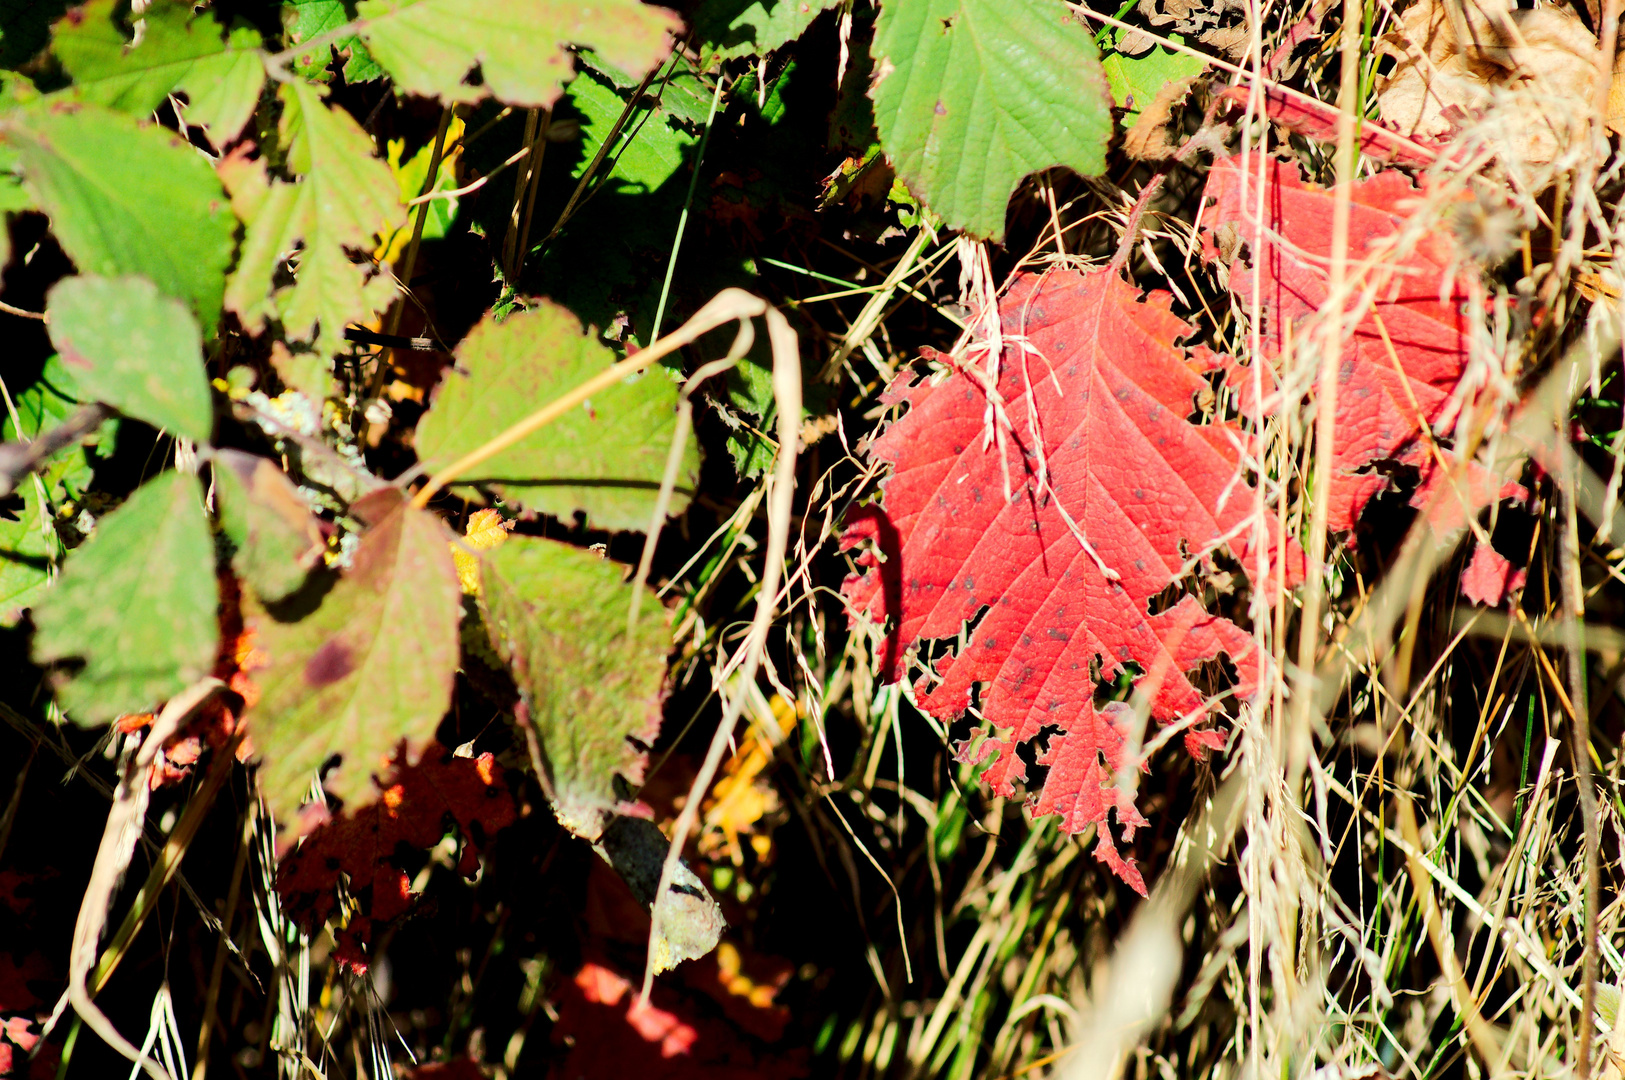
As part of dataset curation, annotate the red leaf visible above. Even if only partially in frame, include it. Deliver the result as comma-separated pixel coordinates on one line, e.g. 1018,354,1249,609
0,953,51,1015
548,959,807,1079
1200,155,1477,533
1460,543,1526,606
275,744,516,967
841,269,1292,893
1216,86,1452,168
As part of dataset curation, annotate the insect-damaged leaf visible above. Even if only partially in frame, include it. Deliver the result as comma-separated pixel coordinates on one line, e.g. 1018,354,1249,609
868,0,1112,240
414,300,696,532
53,0,264,147
476,535,668,839
841,270,1291,893
45,275,213,444
350,0,682,108
283,0,386,84
1,100,237,326
245,488,460,822
1200,155,1477,533
33,470,219,724
220,80,404,360
214,449,323,604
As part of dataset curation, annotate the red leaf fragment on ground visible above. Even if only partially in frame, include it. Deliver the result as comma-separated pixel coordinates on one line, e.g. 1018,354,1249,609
548,958,807,1079
1216,86,1453,168
0,952,51,1014
1460,543,1526,606
1201,155,1478,534
275,744,516,970
841,269,1293,894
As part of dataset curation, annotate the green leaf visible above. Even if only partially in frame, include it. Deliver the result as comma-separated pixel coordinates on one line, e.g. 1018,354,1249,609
869,0,1112,240
283,0,384,83
220,80,403,358
45,275,213,443
351,0,682,108
0,480,62,626
0,359,95,625
413,299,697,532
53,0,265,146
1101,36,1206,127
33,469,220,724
693,0,842,59
214,448,320,604
565,65,696,193
246,488,460,820
478,534,668,836
377,114,461,262
2,355,91,447
1,100,237,325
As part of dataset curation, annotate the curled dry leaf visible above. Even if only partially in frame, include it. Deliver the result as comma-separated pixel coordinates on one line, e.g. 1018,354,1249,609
1375,0,1621,169
1123,75,1200,160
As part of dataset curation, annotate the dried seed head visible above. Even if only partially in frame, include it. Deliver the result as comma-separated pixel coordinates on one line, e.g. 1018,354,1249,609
1449,188,1523,265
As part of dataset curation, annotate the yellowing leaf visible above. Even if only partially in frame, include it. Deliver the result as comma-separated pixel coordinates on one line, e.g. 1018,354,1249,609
452,507,511,594
414,299,696,532
375,114,464,264
701,694,797,866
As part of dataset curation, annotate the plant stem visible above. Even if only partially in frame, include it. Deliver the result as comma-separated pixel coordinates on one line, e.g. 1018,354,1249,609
649,74,727,345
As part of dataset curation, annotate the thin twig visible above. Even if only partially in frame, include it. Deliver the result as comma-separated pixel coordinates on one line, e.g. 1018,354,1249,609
638,303,802,1004
0,404,112,498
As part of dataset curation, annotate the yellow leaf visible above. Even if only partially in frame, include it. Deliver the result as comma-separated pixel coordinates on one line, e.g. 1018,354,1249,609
452,508,511,594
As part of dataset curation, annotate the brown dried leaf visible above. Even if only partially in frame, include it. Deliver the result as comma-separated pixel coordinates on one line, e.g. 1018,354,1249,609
1375,0,1602,164
1124,74,1199,160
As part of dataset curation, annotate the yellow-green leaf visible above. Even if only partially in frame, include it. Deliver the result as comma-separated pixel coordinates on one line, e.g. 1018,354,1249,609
45,274,214,443
33,470,219,724
221,80,404,359
352,0,681,108
2,100,238,324
477,534,669,836
413,300,697,531
869,0,1111,240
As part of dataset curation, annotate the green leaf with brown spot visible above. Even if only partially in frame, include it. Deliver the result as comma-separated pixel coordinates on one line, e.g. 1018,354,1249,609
32,469,219,723
413,299,696,532
246,487,460,821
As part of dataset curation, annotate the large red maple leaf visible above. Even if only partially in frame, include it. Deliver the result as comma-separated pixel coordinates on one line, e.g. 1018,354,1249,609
1200,155,1477,533
841,269,1290,893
